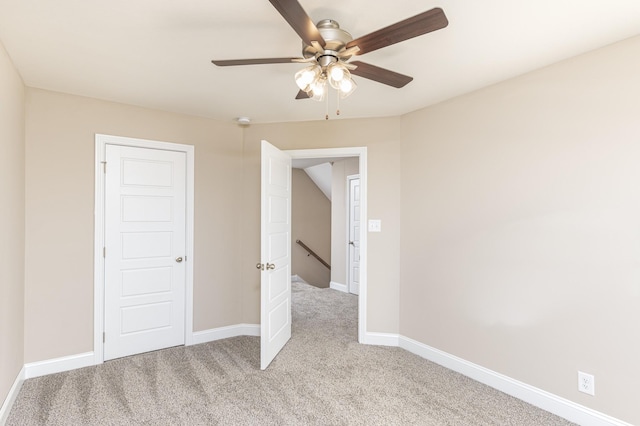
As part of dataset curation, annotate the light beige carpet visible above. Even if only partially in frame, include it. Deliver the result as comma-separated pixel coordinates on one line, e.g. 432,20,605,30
7,282,574,425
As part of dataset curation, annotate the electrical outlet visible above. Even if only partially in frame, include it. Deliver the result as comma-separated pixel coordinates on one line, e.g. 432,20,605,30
578,371,595,396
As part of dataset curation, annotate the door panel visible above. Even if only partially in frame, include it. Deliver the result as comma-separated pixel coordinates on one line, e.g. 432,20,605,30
121,232,173,259
122,196,173,222
260,140,292,370
120,302,172,334
104,144,186,361
121,267,172,296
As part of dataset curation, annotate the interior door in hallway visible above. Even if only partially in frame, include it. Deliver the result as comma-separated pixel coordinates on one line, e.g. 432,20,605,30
260,140,292,370
348,175,361,295
104,144,187,361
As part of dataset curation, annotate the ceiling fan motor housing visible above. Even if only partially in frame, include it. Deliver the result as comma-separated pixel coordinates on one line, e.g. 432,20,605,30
302,19,354,63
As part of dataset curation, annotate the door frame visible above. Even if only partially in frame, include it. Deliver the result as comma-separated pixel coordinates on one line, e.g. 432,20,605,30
347,174,360,295
93,134,195,364
285,147,368,344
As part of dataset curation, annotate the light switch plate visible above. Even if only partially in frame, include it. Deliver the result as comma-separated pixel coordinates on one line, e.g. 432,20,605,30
368,219,382,232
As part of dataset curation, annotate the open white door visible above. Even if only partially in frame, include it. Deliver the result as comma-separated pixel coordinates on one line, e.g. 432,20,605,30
260,140,292,370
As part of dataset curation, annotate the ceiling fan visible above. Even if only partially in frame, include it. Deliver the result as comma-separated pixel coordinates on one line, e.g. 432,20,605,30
211,0,448,114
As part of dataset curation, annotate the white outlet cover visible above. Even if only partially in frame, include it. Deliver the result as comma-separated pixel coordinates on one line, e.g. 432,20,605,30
368,219,382,232
578,371,595,396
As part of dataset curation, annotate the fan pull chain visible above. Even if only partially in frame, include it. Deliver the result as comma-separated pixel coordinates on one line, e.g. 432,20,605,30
325,90,329,120
336,94,340,116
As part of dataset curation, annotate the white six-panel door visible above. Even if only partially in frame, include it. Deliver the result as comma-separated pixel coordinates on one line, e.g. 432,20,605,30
348,176,361,295
260,140,292,370
104,144,187,361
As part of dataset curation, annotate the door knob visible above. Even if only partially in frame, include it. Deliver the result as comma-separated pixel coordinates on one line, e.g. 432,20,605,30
266,263,275,270
176,257,183,263
256,262,264,270
349,241,355,246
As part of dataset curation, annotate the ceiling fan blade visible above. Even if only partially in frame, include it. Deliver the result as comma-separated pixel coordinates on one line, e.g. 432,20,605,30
349,61,413,88
211,58,298,66
337,46,360,59
269,0,326,47
311,41,325,55
346,7,448,55
295,90,310,100
292,57,317,63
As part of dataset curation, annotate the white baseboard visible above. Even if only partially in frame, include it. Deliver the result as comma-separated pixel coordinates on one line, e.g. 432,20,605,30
0,366,25,425
24,352,95,380
398,335,631,426
19,324,261,381
330,281,348,293
361,331,400,347
191,323,260,345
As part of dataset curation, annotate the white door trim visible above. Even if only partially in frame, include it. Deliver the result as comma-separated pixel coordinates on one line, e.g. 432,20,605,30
347,174,360,295
94,134,195,365
285,147,367,344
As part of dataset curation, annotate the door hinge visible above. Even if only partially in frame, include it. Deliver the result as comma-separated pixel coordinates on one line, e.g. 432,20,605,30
101,161,107,173
103,247,106,258
103,332,105,343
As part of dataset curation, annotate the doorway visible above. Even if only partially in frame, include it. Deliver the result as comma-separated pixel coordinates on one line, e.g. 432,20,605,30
285,147,368,343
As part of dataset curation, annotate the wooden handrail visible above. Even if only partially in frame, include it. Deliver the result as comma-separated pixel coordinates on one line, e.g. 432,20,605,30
295,239,331,270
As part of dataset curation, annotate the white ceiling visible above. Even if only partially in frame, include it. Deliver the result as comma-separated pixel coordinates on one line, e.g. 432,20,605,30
1,1,639,124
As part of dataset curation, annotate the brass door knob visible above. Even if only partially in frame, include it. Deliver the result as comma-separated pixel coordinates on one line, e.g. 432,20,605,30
266,263,275,270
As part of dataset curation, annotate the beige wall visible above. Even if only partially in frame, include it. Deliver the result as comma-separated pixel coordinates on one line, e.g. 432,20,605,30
0,41,25,407
24,88,244,362
242,118,402,333
399,35,640,424
291,169,331,287
330,158,359,286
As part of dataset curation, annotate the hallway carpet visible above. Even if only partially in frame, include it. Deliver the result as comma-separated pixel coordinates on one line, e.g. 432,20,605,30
7,282,574,425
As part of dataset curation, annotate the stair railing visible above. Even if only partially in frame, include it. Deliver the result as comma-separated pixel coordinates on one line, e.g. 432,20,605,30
295,239,331,270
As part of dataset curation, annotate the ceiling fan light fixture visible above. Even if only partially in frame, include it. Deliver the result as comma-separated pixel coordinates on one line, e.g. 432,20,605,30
294,65,320,92
211,3,449,119
309,77,327,101
327,62,350,89
338,76,357,99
